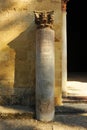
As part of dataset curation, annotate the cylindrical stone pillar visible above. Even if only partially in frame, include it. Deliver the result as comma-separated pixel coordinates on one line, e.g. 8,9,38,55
36,27,55,122
62,0,69,97
62,10,67,97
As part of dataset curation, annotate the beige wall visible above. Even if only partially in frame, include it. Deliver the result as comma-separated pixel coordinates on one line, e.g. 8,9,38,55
0,0,62,106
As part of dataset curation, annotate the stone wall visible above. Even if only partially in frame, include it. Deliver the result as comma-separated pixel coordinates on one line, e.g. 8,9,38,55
0,0,62,106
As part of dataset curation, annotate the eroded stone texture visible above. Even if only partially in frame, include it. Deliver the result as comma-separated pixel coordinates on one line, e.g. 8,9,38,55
34,10,54,28
0,0,62,106
36,27,55,121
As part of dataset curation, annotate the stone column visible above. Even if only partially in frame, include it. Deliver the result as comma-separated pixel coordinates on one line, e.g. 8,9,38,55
61,0,69,97
34,11,55,122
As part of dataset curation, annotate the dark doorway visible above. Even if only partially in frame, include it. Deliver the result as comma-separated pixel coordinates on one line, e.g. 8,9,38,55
67,0,87,72
63,0,87,105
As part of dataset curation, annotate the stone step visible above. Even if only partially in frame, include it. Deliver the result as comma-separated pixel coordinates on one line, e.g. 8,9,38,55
63,96,87,103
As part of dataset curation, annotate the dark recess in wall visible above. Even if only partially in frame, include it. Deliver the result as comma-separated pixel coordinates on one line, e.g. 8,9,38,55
67,0,87,72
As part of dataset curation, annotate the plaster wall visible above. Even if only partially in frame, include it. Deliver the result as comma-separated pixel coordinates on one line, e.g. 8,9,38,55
0,0,62,106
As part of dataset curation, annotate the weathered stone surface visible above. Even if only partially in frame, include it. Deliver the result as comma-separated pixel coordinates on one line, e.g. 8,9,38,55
0,0,62,106
36,28,55,121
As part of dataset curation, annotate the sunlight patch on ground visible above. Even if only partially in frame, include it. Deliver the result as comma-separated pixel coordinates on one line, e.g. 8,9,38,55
67,81,87,96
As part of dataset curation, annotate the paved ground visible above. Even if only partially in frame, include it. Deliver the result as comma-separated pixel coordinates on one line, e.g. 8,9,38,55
67,72,87,97
0,114,87,130
0,72,87,130
0,104,87,130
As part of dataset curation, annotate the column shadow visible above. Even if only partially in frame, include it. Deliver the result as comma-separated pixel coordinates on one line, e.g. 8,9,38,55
8,23,36,106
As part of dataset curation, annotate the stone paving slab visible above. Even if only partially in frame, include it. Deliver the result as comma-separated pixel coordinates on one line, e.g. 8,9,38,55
67,72,87,97
0,105,87,130
0,105,34,114
55,103,87,114
67,81,87,97
0,114,87,130
0,103,87,119
0,105,35,119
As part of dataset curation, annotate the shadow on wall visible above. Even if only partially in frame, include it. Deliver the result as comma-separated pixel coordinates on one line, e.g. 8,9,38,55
0,0,17,11
8,23,36,106
0,0,29,11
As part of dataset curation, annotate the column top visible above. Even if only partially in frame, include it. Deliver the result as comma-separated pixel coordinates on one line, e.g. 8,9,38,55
62,0,70,11
34,11,54,29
